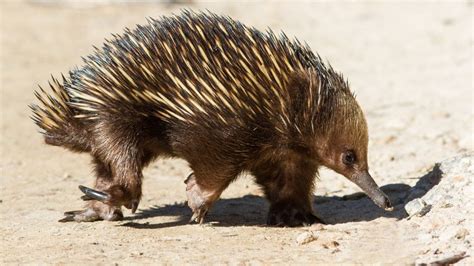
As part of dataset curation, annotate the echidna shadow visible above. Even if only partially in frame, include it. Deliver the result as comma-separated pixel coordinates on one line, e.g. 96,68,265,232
122,165,442,228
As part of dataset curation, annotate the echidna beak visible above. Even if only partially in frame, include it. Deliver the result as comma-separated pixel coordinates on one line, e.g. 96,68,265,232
352,172,393,211
78,185,110,202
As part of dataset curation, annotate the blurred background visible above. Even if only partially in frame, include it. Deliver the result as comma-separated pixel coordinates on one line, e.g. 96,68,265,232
1,0,472,264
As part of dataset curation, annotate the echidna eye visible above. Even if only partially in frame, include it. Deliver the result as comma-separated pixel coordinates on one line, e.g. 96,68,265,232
343,151,356,166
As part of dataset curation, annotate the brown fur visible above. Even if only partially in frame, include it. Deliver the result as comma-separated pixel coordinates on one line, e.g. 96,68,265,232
31,10,391,226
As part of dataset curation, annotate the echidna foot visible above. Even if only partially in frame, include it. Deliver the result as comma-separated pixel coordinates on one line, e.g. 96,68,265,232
267,203,324,227
185,173,214,224
59,200,123,222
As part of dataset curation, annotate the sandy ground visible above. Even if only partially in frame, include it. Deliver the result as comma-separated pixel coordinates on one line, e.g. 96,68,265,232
1,0,473,264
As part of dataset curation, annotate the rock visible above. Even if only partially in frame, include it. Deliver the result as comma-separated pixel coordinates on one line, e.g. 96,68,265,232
405,153,473,211
405,198,431,217
296,231,317,245
425,252,467,266
408,153,474,264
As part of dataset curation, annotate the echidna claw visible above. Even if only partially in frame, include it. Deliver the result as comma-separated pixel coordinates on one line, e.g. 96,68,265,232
78,185,110,202
63,210,83,216
131,200,139,214
189,212,198,223
189,207,208,224
80,195,93,201
59,209,101,223
59,210,84,222
59,215,75,223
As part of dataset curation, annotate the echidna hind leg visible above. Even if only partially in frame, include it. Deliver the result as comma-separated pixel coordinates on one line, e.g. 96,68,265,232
185,173,212,224
185,170,235,224
60,157,123,222
60,202,123,222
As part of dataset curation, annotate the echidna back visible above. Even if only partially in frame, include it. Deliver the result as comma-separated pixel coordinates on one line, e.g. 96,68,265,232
67,11,322,129
33,11,352,153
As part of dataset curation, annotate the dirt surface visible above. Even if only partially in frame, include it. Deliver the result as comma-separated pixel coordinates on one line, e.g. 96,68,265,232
1,1,473,264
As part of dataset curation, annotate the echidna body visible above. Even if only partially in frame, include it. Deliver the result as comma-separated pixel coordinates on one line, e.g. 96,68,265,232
31,11,392,225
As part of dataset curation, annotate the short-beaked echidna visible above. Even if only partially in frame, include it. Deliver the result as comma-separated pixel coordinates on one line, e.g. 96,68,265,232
31,10,392,226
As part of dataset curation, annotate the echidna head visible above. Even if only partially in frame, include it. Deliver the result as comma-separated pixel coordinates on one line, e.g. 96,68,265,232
316,93,393,211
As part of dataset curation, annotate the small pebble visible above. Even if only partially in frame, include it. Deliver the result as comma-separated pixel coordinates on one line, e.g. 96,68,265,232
405,198,431,217
310,223,325,231
296,231,317,245
455,228,469,240
322,240,340,249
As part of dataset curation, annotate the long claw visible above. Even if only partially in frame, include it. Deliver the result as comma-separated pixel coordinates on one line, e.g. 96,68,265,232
131,201,139,214
78,185,110,202
189,207,208,224
64,210,83,216
58,213,75,223
190,212,198,223
59,214,75,223
197,209,208,224
80,195,93,201
59,210,86,223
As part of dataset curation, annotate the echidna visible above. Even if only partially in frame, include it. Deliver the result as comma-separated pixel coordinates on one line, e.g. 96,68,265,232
31,10,392,226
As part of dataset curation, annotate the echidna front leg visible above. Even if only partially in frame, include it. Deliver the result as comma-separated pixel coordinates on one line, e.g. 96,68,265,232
254,161,324,227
